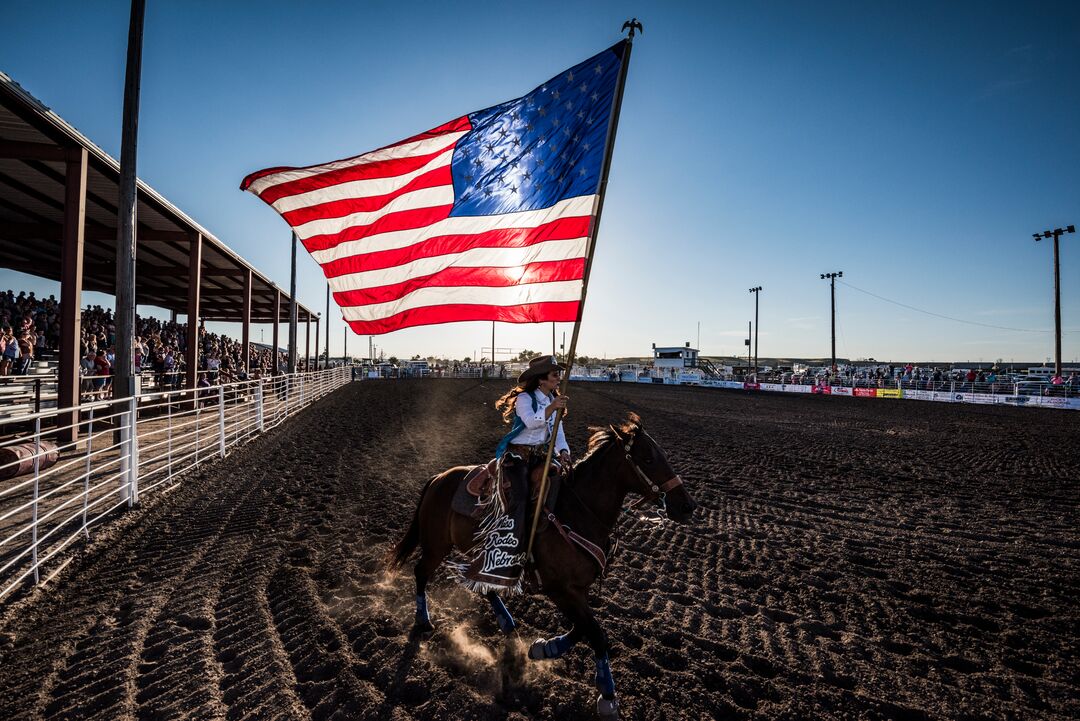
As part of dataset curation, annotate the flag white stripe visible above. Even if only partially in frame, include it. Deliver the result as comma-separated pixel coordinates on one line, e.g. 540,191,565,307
245,131,467,196
271,148,456,214
340,279,583,321
327,237,588,292
309,195,596,263
293,186,455,240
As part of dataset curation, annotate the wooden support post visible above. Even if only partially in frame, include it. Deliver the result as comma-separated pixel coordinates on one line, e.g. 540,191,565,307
241,269,252,373
58,147,88,442
185,233,202,389
314,318,320,371
305,312,311,372
272,289,281,375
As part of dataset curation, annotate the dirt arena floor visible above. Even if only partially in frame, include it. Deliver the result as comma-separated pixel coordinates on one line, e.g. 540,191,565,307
0,380,1076,720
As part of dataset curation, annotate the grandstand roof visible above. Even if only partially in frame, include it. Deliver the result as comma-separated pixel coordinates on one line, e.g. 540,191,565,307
0,71,313,323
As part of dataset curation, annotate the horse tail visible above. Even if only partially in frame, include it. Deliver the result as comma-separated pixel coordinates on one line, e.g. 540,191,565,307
387,474,438,568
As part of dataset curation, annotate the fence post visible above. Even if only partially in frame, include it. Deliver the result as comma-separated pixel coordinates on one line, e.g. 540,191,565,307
129,396,139,506
256,380,265,433
34,377,41,414
167,397,173,480
119,403,131,506
83,406,94,539
31,417,41,584
218,385,226,458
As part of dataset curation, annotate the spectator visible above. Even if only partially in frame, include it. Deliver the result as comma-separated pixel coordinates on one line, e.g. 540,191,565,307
16,330,35,374
1,325,18,376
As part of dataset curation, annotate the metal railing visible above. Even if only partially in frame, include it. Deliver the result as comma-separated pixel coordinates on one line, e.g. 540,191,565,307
0,366,352,602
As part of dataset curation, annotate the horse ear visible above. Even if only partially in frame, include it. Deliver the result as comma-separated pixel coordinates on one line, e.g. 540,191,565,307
623,412,642,434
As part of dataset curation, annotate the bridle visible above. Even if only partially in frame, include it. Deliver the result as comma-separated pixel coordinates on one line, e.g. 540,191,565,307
611,426,684,515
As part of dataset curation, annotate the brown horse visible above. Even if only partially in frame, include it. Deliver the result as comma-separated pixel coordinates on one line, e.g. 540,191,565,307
388,413,696,718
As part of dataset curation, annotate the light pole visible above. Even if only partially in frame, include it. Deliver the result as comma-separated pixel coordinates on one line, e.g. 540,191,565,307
748,286,762,379
1033,225,1074,378
820,272,842,375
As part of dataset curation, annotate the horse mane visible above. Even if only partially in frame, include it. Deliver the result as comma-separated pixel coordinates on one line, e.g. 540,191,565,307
575,413,643,469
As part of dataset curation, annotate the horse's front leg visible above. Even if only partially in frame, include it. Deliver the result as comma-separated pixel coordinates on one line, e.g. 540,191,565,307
532,588,618,719
486,591,517,634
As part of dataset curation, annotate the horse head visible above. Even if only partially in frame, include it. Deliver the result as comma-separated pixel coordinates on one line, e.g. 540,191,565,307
605,413,697,523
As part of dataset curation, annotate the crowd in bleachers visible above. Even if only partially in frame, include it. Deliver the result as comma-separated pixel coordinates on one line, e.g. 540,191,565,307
2,290,306,396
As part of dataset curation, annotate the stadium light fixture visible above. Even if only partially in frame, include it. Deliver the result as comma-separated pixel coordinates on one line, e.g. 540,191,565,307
1034,224,1075,377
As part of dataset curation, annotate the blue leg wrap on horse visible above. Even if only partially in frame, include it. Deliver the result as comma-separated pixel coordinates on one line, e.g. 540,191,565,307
595,654,616,699
487,593,515,632
546,633,574,658
415,594,429,622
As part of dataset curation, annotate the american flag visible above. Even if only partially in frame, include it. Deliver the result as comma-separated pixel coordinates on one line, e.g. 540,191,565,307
241,42,627,335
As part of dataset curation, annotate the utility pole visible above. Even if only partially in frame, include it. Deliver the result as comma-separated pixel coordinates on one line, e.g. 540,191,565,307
324,283,330,370
748,286,762,379
343,327,347,365
114,0,146,402
820,272,842,375
1034,225,1074,377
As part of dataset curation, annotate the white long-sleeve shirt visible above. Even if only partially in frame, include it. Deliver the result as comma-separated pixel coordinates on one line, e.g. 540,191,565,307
512,390,569,455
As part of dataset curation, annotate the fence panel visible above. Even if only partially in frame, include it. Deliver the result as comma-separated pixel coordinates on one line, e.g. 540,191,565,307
0,367,351,602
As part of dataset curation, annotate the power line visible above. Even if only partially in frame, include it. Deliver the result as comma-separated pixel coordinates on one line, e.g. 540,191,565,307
836,279,1078,334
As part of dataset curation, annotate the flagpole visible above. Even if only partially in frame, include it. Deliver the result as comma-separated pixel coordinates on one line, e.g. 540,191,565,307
526,24,638,561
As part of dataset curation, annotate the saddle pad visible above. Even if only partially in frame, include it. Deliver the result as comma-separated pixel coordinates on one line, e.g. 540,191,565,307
451,464,491,520
450,461,563,521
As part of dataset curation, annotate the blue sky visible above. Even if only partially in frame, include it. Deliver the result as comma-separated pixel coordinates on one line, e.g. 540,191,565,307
2,1,1078,363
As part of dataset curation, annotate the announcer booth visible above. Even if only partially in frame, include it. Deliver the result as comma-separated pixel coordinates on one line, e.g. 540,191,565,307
652,343,699,369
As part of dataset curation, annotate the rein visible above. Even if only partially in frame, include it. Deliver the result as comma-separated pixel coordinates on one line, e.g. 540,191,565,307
554,427,683,578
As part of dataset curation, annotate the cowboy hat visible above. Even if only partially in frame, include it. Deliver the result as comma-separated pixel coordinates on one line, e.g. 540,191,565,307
518,354,565,384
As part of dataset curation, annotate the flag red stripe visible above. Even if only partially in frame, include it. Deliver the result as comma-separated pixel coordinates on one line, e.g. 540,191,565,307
300,205,454,253
345,301,580,335
239,116,469,195
255,142,457,206
281,165,452,227
334,259,585,306
321,215,590,277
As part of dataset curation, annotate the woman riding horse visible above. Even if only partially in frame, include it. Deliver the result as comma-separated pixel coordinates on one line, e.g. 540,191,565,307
462,354,571,594
389,405,698,719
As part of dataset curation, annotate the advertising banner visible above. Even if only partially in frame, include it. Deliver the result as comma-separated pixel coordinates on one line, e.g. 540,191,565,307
786,384,813,393
853,388,876,398
1035,396,1069,409
904,389,933,401
831,386,853,396
876,388,902,399
812,385,832,395
971,393,998,405
743,382,761,390
760,383,784,392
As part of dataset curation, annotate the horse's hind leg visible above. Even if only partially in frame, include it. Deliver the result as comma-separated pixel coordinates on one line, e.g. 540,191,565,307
413,540,449,633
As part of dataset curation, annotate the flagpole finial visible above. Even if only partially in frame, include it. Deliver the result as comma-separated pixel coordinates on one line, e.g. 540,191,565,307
622,18,643,40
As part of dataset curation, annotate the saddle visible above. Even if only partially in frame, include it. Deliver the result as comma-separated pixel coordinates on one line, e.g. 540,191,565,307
450,458,563,521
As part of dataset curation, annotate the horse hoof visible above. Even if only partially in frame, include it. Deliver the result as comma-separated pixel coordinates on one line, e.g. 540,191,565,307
414,618,435,636
496,614,517,634
597,694,619,719
528,638,548,660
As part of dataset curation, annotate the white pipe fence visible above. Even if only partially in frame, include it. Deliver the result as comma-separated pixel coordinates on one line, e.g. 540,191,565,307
0,366,352,602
